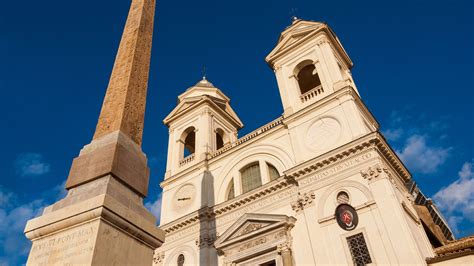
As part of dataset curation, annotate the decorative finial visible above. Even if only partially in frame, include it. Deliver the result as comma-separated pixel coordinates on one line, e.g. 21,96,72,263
202,66,207,80
290,8,299,23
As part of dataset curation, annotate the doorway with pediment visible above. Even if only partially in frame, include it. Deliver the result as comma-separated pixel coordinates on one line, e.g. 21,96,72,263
214,213,296,266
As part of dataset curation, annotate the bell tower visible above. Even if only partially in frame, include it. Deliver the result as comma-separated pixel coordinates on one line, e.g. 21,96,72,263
266,19,358,116
163,77,243,179
266,19,378,164
160,77,243,225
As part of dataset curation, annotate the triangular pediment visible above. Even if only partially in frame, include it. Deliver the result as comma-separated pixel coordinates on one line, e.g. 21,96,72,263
164,78,243,128
279,20,325,42
266,20,325,64
230,221,273,239
214,213,296,249
163,95,243,128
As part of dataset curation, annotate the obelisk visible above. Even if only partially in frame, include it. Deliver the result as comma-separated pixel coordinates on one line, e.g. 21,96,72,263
24,0,164,265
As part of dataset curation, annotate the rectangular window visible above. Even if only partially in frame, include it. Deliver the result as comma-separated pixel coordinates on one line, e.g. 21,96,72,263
346,233,372,266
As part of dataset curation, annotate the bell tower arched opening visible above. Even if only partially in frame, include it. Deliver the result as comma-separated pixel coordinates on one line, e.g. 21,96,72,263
180,127,196,158
215,128,226,150
295,61,322,95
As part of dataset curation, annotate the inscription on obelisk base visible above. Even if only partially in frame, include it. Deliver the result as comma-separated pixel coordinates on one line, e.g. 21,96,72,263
27,221,97,265
24,0,163,264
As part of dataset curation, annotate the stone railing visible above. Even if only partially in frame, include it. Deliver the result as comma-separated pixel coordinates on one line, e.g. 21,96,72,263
300,85,324,103
179,153,195,167
209,117,283,159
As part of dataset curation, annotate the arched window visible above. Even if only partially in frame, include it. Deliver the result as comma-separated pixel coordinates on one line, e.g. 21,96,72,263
216,130,224,150
267,163,280,181
177,254,185,266
226,179,235,200
240,163,262,194
181,127,195,158
296,64,321,94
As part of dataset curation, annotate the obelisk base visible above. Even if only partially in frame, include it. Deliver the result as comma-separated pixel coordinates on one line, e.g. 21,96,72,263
24,175,164,265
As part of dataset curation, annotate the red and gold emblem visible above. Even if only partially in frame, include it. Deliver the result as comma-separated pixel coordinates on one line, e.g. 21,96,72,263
335,204,358,231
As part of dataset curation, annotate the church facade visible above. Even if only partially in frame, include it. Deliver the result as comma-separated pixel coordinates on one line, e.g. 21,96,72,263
154,20,456,266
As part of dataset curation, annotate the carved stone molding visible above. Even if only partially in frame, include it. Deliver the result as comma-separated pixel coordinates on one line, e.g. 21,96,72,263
316,38,330,46
237,223,265,237
360,164,391,182
201,107,212,116
195,233,216,248
215,213,296,264
277,237,292,254
153,251,165,265
291,191,316,213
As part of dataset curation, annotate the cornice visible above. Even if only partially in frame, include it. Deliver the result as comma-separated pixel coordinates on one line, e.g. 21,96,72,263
160,132,412,236
426,236,474,263
285,132,411,183
160,176,295,235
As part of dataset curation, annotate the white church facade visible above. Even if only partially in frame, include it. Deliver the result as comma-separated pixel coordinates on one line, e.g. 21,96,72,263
154,19,457,266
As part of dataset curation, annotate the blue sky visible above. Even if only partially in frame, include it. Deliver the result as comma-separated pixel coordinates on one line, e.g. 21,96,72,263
0,0,472,264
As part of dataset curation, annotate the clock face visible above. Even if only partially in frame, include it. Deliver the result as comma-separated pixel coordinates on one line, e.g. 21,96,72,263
305,117,341,151
173,184,196,211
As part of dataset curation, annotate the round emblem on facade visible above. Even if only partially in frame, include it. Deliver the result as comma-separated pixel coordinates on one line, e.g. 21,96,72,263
305,117,341,151
335,204,358,231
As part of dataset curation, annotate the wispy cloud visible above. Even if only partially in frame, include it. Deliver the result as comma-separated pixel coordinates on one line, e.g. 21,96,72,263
396,135,451,174
145,193,162,224
0,188,45,264
382,128,403,141
14,153,50,177
0,189,13,208
0,182,65,265
433,161,474,235
382,110,452,174
52,181,67,201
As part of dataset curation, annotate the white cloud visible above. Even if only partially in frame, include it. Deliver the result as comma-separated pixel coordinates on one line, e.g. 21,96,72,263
396,135,450,174
382,128,403,141
446,216,463,236
145,193,162,223
0,182,65,265
14,153,51,177
434,161,474,235
0,189,13,208
0,197,46,261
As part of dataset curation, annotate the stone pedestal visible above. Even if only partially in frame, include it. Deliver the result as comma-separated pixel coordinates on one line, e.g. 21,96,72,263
24,133,164,265
25,175,164,265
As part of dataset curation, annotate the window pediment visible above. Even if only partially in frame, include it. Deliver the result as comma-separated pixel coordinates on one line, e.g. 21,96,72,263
214,213,296,252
